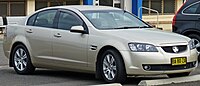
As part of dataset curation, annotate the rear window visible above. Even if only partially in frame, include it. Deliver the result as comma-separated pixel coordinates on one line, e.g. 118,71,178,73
183,1,200,14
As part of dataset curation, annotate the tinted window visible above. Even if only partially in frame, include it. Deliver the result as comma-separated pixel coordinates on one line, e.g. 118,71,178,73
27,14,37,26
183,2,200,14
34,10,57,28
57,11,83,30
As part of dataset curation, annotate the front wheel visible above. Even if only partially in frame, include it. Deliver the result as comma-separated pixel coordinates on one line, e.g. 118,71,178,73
167,72,190,78
12,44,35,74
99,49,126,83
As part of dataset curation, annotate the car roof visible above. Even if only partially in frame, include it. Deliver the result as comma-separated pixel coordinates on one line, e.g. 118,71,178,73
39,5,122,11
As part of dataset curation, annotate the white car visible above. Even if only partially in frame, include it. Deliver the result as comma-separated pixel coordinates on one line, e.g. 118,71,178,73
3,6,198,83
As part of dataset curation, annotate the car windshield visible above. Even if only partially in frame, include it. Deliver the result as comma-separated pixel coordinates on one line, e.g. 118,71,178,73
81,10,150,30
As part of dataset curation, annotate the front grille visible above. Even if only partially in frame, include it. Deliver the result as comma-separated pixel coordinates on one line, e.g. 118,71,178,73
142,61,196,71
161,45,187,53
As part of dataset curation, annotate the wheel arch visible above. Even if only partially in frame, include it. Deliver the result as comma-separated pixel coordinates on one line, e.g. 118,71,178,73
95,45,126,79
9,42,27,67
182,29,200,37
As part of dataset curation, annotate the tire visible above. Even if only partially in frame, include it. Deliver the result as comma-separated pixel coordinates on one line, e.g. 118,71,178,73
99,49,126,83
12,44,35,74
167,72,190,78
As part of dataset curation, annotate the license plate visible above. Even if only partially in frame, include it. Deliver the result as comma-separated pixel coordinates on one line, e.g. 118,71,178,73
171,57,187,66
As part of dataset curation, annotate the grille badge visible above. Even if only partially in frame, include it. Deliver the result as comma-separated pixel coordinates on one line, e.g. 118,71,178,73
172,46,179,53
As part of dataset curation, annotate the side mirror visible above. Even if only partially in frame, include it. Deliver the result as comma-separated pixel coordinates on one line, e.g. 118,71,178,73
70,26,86,34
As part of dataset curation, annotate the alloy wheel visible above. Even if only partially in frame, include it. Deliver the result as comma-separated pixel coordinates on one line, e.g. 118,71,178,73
14,48,28,71
103,54,117,80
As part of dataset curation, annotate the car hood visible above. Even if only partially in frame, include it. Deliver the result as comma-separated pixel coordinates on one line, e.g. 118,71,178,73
101,28,190,46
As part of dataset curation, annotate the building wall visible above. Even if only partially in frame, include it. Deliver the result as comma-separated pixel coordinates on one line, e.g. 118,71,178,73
0,0,26,16
1,0,184,31
0,0,82,16
142,0,184,31
27,0,35,15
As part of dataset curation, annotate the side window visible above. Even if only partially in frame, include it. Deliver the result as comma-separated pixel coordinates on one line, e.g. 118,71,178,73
34,10,57,28
27,14,37,26
57,11,83,30
183,2,200,14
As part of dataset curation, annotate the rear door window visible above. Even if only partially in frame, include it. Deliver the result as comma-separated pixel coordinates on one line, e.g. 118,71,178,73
27,14,37,26
34,10,57,28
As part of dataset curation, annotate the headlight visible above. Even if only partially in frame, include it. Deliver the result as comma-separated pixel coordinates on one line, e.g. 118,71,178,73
189,39,196,50
128,43,158,52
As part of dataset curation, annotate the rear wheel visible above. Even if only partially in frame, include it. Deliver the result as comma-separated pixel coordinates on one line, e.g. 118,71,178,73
99,49,126,83
167,72,190,78
12,44,35,74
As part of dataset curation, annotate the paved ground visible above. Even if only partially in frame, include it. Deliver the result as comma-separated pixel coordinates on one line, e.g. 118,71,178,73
0,41,200,86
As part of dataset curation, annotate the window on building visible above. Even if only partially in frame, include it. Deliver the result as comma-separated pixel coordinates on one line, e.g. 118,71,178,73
0,2,7,16
0,1,25,16
10,2,25,16
151,0,162,13
35,0,80,11
95,0,121,8
114,0,121,8
66,0,80,5
99,0,113,7
50,1,64,6
142,0,149,14
142,0,175,15
164,0,175,13
36,1,48,10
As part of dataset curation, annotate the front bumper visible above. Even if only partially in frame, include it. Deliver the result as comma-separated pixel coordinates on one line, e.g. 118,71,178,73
120,48,198,75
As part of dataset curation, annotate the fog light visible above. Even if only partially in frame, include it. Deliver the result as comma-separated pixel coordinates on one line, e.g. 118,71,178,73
143,65,151,70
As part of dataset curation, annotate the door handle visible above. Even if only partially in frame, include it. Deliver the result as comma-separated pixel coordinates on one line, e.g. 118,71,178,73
26,29,33,33
54,33,62,37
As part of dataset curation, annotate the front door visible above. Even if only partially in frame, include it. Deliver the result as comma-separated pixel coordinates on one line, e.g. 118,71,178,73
52,10,88,68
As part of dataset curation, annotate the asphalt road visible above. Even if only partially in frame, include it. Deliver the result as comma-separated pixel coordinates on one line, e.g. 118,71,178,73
0,42,200,86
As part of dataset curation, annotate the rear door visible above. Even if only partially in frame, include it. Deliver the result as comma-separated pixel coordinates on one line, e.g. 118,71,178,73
25,9,57,64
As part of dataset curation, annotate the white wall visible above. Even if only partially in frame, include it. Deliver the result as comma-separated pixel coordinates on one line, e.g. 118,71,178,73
0,17,3,26
27,0,35,15
123,0,132,13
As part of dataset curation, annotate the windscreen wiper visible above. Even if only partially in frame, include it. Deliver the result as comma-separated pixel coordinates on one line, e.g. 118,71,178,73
114,26,151,29
139,26,152,28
